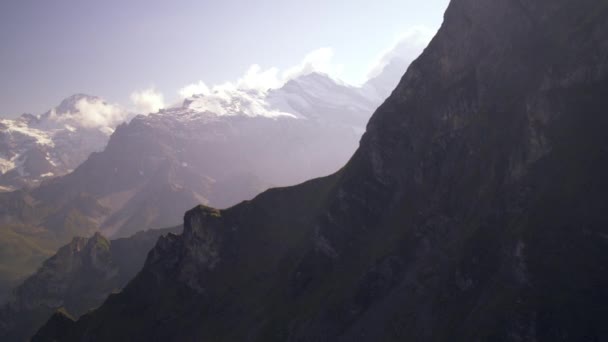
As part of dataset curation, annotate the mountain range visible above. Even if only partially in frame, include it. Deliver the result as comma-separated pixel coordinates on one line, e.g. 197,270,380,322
32,0,608,340
0,68,403,305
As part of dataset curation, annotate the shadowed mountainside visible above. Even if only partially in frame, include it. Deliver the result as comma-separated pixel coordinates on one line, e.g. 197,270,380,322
36,0,608,340
0,226,180,342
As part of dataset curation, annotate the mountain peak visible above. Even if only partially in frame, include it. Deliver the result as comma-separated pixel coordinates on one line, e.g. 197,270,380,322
280,72,340,92
0,93,125,191
53,94,102,116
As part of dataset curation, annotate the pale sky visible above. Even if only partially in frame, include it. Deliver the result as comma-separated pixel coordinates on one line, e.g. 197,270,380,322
0,0,449,117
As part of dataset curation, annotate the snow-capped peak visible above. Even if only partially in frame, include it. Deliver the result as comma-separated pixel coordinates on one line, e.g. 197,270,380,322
182,84,296,119
53,94,103,116
280,72,342,91
40,94,129,133
0,94,129,190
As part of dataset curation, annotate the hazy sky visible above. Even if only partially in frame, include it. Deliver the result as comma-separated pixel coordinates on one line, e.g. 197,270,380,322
0,0,449,117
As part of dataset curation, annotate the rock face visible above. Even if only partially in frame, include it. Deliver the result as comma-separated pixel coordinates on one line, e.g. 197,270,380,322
0,226,179,342
35,0,608,340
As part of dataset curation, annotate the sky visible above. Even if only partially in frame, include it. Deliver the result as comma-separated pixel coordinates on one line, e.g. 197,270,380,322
0,0,449,117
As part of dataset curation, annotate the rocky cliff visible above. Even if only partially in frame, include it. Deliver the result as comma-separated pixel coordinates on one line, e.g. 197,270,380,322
34,0,608,340
0,226,179,342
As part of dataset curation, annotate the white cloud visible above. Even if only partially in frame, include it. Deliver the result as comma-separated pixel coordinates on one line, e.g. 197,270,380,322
178,81,211,99
365,27,435,80
50,98,128,133
178,47,344,101
281,47,344,81
236,64,282,92
130,88,165,114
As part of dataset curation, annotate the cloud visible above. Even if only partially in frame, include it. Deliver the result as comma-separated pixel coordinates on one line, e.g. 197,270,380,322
365,27,435,80
236,64,282,92
178,47,344,101
178,81,211,99
50,98,127,133
130,88,165,114
282,48,344,81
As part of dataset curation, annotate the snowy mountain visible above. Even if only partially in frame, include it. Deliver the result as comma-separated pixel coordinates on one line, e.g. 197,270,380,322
0,55,407,194
269,72,377,127
0,72,392,302
0,94,128,191
362,56,411,101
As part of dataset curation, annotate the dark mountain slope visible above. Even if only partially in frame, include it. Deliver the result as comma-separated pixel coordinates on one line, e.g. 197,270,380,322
35,0,608,340
0,226,180,342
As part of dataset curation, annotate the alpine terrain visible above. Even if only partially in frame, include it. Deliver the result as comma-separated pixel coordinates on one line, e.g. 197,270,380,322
0,69,402,305
0,226,180,342
34,0,608,340
0,94,125,191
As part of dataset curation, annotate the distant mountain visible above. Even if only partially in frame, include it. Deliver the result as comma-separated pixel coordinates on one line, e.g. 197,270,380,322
33,0,608,341
0,72,388,302
0,94,126,191
362,28,432,102
29,72,379,237
361,56,410,101
0,226,179,342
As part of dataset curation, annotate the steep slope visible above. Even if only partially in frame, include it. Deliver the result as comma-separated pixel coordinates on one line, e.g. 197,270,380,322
0,72,381,301
34,0,608,341
0,94,125,191
0,226,180,342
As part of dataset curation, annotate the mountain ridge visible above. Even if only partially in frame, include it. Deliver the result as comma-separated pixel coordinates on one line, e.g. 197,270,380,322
0,226,180,342
33,0,608,340
0,70,400,303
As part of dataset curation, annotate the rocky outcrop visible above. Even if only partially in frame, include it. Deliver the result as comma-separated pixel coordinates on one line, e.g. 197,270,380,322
34,0,608,341
0,226,179,342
